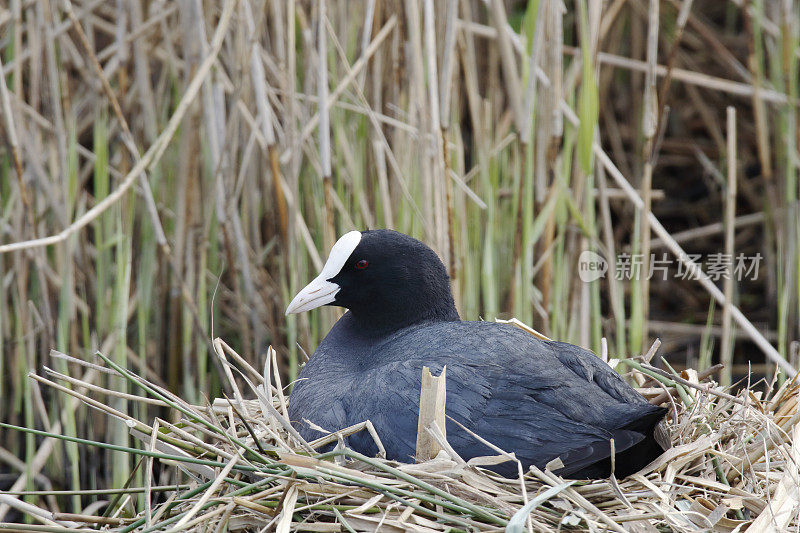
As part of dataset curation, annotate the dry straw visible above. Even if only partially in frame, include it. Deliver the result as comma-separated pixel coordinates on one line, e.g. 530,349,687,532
2,332,798,532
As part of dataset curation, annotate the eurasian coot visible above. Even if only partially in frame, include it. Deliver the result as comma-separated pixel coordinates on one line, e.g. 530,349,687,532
286,229,669,478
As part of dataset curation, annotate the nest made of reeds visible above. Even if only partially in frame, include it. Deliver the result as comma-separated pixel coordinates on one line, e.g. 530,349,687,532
3,329,799,533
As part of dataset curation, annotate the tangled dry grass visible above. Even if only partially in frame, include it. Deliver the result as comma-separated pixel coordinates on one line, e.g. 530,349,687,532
3,329,798,532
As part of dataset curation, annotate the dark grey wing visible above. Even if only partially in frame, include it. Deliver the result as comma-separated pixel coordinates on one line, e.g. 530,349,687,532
474,328,664,431
547,340,650,405
371,323,665,473
539,340,668,433
339,354,646,477
453,361,648,476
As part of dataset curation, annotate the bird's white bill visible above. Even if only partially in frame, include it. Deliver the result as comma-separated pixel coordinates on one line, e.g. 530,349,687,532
286,231,362,315
285,276,340,314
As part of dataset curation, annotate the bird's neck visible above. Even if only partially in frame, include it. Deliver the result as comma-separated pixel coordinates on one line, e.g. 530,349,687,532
348,298,460,336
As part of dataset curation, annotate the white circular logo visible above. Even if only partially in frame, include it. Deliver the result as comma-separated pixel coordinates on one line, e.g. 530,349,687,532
578,250,608,282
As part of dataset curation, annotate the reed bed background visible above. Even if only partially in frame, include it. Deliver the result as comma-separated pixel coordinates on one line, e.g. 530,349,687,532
0,0,798,527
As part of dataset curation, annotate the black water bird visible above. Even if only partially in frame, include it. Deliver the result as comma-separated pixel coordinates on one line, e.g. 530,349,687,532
286,229,670,478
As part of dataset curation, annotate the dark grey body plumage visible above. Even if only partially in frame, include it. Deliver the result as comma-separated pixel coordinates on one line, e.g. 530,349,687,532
289,314,667,478
287,229,668,478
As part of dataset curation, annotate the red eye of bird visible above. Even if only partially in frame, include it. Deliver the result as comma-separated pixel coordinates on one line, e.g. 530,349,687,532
356,259,368,270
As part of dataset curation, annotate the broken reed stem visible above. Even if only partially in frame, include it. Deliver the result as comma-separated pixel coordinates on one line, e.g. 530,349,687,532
415,366,447,462
441,129,456,280
720,107,737,386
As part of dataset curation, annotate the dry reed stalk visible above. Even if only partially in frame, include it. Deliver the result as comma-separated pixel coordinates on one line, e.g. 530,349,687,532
317,0,335,252
422,0,447,265
637,0,659,354
0,54,30,221
720,107,738,386
438,0,458,280
653,0,694,138
278,14,397,167
562,46,794,103
488,0,522,132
